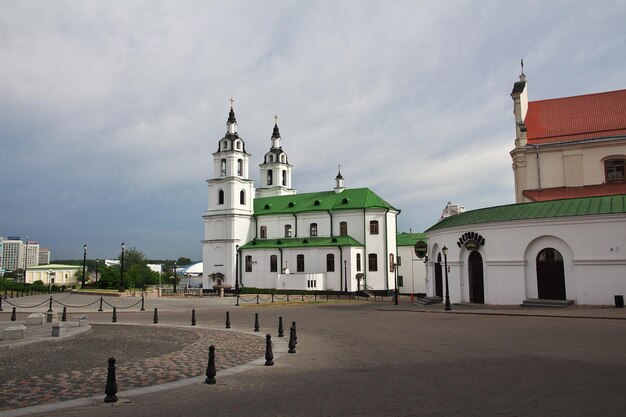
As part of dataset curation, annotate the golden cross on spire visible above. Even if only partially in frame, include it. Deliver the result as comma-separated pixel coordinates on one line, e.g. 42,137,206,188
229,97,235,108
274,114,279,124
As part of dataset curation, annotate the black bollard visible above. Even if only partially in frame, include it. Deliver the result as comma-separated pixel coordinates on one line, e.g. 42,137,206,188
0,296,2,311
191,309,197,326
140,296,145,311
98,296,103,312
265,334,274,366
48,296,53,313
288,325,296,354
254,313,260,332
225,311,231,329
104,357,118,403
153,308,158,324
292,321,298,345
62,307,67,322
112,307,117,323
278,316,284,337
11,307,16,321
205,345,216,384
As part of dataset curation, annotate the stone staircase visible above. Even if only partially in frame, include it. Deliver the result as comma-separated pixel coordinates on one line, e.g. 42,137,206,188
414,296,443,306
521,298,575,308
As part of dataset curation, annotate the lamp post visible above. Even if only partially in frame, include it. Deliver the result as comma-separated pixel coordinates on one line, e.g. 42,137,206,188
23,236,29,286
442,246,451,311
120,242,125,292
235,245,240,293
48,269,52,292
343,259,348,293
173,262,177,293
81,244,87,289
394,262,399,305
95,258,99,283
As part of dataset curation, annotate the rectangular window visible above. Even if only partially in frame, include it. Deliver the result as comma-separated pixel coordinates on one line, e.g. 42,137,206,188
285,224,292,238
339,221,348,236
310,223,318,237
368,254,378,271
370,220,379,235
356,253,361,271
389,253,395,272
270,255,277,272
326,254,335,272
297,254,304,272
606,159,625,182
260,226,267,239
245,255,252,272
398,276,404,287
237,159,243,176
221,159,226,176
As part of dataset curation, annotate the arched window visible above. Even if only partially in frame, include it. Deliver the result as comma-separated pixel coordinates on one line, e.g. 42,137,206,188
235,140,241,150
282,170,287,186
297,254,305,272
260,226,267,238
281,155,285,163
368,254,378,271
269,155,274,162
339,221,348,236
218,189,224,205
270,255,278,272
605,159,625,182
237,159,243,176
356,253,361,271
245,255,252,272
220,159,226,176
222,140,228,150
326,254,335,272
310,223,318,237
370,220,379,235
240,189,245,205
267,169,273,185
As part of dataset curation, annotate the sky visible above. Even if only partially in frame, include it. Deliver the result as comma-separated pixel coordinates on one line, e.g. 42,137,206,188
1,1,626,261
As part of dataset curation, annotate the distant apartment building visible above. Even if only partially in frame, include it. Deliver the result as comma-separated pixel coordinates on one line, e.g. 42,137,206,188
1,237,24,271
39,248,51,265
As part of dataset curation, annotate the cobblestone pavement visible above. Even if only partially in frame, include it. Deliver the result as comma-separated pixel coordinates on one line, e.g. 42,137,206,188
0,324,265,412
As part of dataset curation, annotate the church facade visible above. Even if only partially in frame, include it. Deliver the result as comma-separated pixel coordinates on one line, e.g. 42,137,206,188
202,106,399,292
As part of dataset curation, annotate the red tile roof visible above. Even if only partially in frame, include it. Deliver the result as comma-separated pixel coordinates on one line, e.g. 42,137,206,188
523,183,626,202
525,89,626,145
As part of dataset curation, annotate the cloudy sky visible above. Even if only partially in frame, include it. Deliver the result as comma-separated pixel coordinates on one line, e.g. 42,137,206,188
1,1,625,261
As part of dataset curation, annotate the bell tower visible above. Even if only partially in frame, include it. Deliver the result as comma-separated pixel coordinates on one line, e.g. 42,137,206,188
257,115,296,198
202,101,255,290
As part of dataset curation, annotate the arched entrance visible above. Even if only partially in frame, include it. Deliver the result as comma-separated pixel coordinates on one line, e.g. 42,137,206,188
434,253,443,297
536,248,566,300
468,251,484,304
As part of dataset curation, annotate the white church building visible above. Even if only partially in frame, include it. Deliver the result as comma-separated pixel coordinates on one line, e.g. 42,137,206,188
202,106,400,292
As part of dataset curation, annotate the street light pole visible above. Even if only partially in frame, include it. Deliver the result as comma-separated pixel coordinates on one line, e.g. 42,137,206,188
344,259,348,293
394,262,399,305
173,262,177,293
82,244,87,289
443,246,451,311
120,243,125,292
23,236,29,286
95,258,99,283
235,245,240,293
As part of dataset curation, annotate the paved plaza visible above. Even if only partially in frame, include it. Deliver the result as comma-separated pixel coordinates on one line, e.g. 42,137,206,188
1,294,626,417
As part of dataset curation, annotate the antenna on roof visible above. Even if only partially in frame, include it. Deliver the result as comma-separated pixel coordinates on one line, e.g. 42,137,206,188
520,58,524,76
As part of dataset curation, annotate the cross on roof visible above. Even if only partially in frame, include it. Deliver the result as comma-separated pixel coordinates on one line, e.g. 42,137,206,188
229,97,235,108
274,114,279,124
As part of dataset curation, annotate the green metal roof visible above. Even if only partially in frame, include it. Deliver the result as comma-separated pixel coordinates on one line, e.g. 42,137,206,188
396,232,428,246
240,235,363,250
253,188,397,216
27,264,81,270
426,194,626,232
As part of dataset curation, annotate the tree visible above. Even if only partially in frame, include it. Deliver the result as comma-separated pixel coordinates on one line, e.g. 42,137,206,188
177,257,193,266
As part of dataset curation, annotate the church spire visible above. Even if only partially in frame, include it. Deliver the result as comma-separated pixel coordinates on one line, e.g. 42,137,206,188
271,114,281,149
334,165,345,193
227,97,237,134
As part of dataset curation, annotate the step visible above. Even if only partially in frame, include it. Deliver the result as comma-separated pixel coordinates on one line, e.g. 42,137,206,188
521,298,575,308
414,296,442,306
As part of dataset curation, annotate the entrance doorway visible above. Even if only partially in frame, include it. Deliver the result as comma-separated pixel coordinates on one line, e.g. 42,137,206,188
468,251,484,304
434,253,443,297
536,248,566,300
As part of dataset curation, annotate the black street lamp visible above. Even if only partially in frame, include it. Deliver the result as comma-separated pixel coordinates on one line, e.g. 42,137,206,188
120,243,125,292
173,262,177,293
81,244,87,289
23,236,30,287
443,246,451,311
394,262,399,305
95,258,99,283
235,245,240,293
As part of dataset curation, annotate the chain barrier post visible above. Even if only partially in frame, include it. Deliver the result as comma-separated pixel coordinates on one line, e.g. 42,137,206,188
112,307,117,323
0,296,2,311
62,307,67,322
265,334,274,366
292,321,298,345
11,307,16,321
254,313,260,332
225,311,231,329
278,316,284,337
191,309,197,326
153,308,158,324
256,294,259,304
104,357,118,403
236,295,240,306
288,325,296,354
271,294,274,303
98,296,103,312
140,296,145,311
205,345,216,384
48,296,53,313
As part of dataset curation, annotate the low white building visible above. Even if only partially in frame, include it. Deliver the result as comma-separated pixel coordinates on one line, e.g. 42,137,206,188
25,264,81,287
396,233,427,295
425,195,626,305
